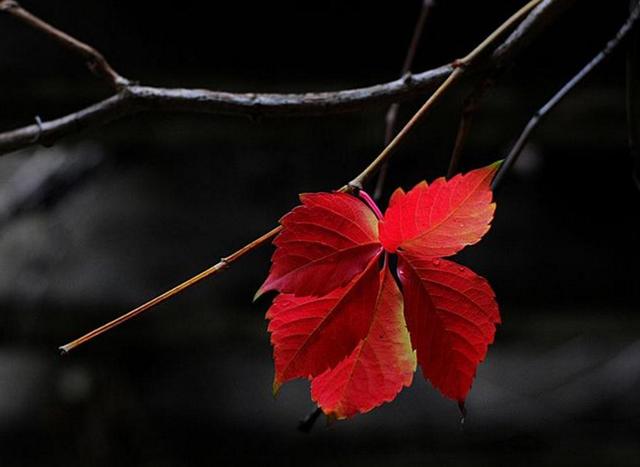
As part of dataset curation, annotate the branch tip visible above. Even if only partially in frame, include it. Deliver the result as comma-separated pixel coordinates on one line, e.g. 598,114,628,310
0,0,17,11
298,407,323,433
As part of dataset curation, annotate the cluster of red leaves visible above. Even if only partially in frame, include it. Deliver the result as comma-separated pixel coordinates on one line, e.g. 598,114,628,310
256,162,501,419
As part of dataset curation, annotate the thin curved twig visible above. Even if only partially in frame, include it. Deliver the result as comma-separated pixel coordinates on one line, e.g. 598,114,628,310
373,0,436,201
446,74,496,178
627,1,640,189
493,0,640,191
0,0,129,88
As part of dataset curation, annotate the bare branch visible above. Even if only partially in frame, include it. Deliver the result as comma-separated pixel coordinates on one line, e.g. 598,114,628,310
447,74,496,178
401,1,436,75
0,0,129,88
493,0,640,191
0,93,133,155
374,0,435,201
491,0,574,66
1,0,573,158
627,1,640,189
0,70,452,156
2,71,454,156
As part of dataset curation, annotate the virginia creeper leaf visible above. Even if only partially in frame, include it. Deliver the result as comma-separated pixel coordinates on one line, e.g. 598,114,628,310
310,265,416,419
260,163,502,419
379,161,500,257
397,253,499,402
266,258,380,393
256,192,382,298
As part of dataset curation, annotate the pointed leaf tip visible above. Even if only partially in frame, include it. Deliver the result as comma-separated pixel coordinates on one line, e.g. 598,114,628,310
272,379,282,398
490,159,504,170
253,287,265,302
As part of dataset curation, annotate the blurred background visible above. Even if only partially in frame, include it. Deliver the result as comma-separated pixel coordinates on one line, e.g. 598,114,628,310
1,1,639,465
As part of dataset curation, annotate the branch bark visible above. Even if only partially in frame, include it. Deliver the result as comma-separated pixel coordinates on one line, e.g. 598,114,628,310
1,0,573,158
2,72,452,155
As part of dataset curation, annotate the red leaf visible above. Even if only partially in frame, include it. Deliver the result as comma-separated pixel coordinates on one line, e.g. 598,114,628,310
260,163,501,420
379,162,499,257
310,265,416,419
256,192,383,298
397,253,499,402
266,258,381,393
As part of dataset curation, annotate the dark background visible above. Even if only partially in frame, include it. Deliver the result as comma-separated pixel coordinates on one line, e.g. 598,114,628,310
1,1,639,466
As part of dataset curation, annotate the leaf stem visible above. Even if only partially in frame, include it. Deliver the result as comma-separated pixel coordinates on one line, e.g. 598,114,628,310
357,189,384,219
297,407,323,433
